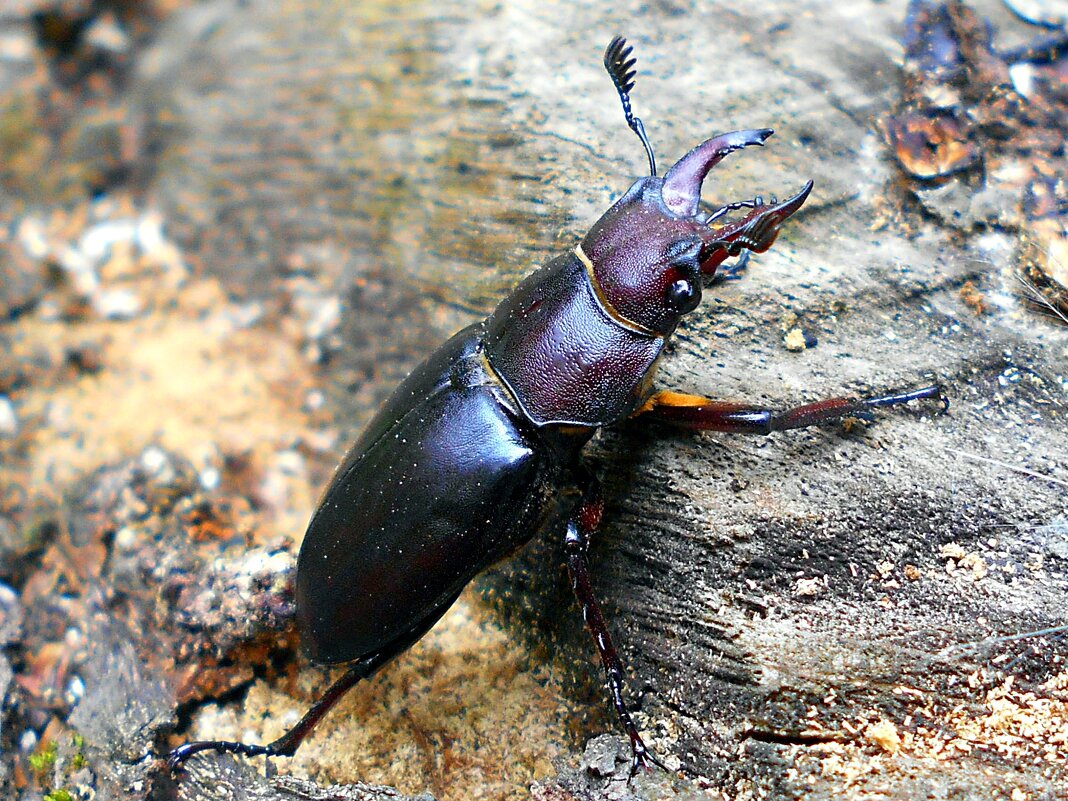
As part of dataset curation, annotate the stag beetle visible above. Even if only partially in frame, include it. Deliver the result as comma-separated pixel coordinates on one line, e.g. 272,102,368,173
169,37,946,776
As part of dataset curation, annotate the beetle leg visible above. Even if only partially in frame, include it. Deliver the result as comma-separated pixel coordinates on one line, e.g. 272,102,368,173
710,250,752,283
167,656,380,771
564,475,666,777
631,384,948,433
168,588,463,772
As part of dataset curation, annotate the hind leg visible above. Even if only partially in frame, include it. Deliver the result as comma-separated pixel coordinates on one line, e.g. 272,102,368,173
167,589,462,771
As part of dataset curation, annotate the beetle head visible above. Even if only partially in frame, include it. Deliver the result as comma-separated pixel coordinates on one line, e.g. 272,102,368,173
580,128,813,335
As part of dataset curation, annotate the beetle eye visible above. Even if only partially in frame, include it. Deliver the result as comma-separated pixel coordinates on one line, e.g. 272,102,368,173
666,278,700,314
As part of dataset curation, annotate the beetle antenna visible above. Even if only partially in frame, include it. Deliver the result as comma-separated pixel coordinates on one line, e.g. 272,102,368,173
604,35,657,176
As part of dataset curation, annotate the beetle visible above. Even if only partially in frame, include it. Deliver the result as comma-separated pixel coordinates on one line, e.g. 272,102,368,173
168,36,946,776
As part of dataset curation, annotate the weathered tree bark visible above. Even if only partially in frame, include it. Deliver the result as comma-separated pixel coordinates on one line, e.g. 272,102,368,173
144,0,1067,797
2,0,1064,799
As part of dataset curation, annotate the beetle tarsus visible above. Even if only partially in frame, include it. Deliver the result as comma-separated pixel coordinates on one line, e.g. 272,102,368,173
167,739,283,773
629,735,668,777
167,659,378,772
712,251,752,283
563,474,668,779
862,383,948,413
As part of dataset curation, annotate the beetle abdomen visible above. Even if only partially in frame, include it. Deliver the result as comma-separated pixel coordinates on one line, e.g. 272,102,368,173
295,331,552,664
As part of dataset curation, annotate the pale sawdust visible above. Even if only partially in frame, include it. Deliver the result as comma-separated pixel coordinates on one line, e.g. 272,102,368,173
187,590,580,801
795,671,1068,798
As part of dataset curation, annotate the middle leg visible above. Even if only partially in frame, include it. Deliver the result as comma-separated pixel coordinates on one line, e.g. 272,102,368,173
564,471,665,776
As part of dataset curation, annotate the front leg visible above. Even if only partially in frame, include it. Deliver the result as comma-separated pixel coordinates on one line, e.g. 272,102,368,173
631,384,947,433
565,474,665,776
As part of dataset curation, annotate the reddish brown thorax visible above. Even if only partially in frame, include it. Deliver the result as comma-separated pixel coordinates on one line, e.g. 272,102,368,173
485,130,811,430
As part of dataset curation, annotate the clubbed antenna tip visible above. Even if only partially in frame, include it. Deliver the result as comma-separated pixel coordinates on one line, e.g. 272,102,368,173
604,35,657,177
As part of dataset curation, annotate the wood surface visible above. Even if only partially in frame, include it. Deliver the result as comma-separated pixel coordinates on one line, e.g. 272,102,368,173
1,1,1064,799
